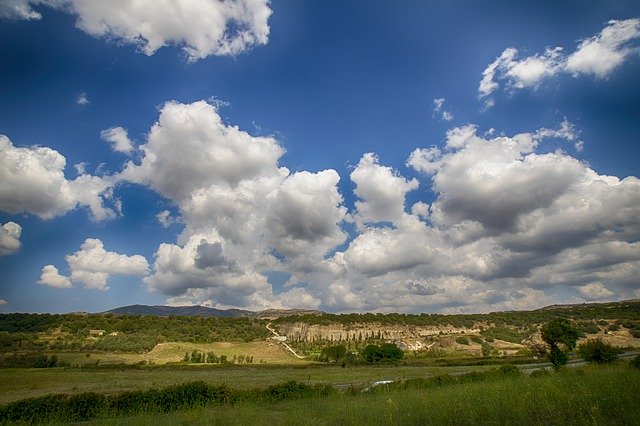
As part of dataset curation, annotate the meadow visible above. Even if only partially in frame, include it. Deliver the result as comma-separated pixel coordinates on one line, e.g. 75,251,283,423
109,364,639,425
0,362,494,405
2,363,638,424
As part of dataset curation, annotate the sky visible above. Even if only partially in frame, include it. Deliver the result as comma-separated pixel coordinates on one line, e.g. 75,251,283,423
1,1,639,314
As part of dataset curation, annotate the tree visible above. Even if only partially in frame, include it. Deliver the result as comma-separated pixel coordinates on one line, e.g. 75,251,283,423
540,318,579,369
360,343,403,363
578,339,621,364
320,344,347,362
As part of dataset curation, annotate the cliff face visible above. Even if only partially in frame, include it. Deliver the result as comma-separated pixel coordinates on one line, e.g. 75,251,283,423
277,322,482,342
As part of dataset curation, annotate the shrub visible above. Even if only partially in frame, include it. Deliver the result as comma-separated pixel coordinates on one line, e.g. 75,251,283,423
498,364,521,376
631,355,640,369
470,335,483,344
578,339,621,364
481,342,492,357
455,336,470,345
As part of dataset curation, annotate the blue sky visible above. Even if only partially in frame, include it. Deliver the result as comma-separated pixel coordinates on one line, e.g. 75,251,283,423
1,1,639,314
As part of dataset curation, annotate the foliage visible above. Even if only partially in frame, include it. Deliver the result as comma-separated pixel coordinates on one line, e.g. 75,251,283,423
541,317,580,369
575,320,600,336
480,326,527,344
470,335,483,344
0,380,334,424
360,343,403,362
319,345,347,362
0,353,65,368
455,336,470,345
577,339,621,364
0,313,269,353
631,355,640,369
481,342,492,357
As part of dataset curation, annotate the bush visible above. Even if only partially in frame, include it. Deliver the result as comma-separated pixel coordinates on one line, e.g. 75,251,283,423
481,342,492,357
498,364,521,376
360,343,403,362
578,339,621,364
455,336,470,345
470,335,483,344
631,355,640,369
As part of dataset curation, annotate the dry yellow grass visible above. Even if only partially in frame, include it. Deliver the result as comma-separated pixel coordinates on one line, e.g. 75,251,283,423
52,340,309,367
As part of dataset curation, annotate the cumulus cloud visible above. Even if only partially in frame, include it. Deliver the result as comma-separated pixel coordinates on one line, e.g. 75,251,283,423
566,18,640,78
2,0,272,60
115,100,348,308
38,239,149,290
0,221,21,256
265,170,347,259
37,265,72,289
479,19,640,106
0,299,6,306
112,100,639,312
0,135,117,220
350,153,419,229
119,100,286,203
100,127,134,155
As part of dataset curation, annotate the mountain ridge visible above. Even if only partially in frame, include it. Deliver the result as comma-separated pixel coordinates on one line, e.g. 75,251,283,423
103,304,324,319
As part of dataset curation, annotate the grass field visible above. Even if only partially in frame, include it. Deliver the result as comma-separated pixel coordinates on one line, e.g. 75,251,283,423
31,340,307,367
0,363,495,406
86,364,640,425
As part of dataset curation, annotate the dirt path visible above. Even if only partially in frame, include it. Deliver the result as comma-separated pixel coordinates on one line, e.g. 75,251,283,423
266,323,306,359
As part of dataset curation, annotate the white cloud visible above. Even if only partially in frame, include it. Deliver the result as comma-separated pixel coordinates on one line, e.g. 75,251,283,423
265,170,347,259
0,135,117,220
350,153,419,229
479,19,640,105
114,101,640,312
65,238,149,290
119,100,286,203
0,221,21,256
0,299,6,306
37,265,72,289
76,92,89,106
116,100,350,308
576,283,615,300
432,97,454,121
0,0,43,20
2,0,272,60
156,210,180,228
38,239,149,290
566,19,640,78
100,127,134,155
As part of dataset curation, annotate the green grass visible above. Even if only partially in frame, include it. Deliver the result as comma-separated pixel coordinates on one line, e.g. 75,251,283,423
0,363,492,405
89,365,640,425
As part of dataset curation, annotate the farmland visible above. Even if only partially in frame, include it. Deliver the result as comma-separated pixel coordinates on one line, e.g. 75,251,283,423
1,299,639,423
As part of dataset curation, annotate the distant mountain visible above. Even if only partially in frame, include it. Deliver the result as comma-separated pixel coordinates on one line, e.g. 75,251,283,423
103,304,252,318
103,304,324,318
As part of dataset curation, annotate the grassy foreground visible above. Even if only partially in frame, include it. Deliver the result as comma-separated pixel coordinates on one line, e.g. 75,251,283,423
97,365,639,425
2,364,638,425
0,363,492,405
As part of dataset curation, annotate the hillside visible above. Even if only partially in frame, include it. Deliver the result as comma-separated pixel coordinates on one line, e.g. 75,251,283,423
1,299,638,365
103,304,323,319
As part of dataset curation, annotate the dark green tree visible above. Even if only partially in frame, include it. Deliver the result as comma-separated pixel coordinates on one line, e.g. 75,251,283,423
541,317,579,369
320,344,347,362
578,339,621,364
